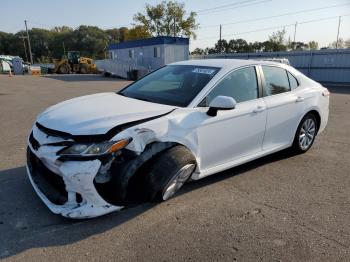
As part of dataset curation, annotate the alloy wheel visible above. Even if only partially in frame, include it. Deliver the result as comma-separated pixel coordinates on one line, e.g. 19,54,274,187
162,164,195,201
299,118,316,150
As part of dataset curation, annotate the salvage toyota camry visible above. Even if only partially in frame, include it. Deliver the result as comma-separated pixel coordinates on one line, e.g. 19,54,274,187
27,59,329,218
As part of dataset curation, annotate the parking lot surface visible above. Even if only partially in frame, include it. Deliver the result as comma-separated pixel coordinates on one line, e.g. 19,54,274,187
0,74,349,261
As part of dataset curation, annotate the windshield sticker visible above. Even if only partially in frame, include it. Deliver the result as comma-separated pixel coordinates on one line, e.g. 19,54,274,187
192,68,216,75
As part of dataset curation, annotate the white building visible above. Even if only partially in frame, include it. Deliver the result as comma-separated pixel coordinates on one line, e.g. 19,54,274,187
97,36,189,79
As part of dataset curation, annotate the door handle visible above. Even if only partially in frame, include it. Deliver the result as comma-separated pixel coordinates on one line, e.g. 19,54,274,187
253,105,265,113
296,96,305,102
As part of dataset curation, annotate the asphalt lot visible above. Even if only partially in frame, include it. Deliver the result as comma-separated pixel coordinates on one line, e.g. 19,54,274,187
0,74,349,261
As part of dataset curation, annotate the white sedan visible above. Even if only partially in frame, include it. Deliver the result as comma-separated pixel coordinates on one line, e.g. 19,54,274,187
27,59,329,218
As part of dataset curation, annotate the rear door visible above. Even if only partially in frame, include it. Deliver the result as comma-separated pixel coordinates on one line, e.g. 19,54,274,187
260,65,304,150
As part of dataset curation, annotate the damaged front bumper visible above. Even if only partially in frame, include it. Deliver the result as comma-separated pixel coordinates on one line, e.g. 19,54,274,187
26,124,124,219
27,148,123,218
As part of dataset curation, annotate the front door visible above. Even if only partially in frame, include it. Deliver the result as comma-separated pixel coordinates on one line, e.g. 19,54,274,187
197,66,267,171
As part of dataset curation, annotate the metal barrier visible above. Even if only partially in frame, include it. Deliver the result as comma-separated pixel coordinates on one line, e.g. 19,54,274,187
191,49,350,84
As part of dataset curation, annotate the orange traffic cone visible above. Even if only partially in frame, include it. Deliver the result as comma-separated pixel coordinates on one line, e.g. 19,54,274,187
8,70,12,77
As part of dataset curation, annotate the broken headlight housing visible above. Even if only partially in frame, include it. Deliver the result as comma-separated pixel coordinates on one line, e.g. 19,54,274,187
58,138,132,158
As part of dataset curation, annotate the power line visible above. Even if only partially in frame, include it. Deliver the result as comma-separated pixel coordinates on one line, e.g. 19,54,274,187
196,0,272,15
199,2,350,28
197,24,295,41
196,13,350,41
297,14,349,25
196,0,261,13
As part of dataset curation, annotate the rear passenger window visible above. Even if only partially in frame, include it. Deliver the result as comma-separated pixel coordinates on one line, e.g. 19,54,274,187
287,71,298,89
262,66,290,96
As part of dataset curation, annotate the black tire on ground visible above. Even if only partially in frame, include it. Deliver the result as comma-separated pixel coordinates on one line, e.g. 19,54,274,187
58,64,69,74
80,64,88,74
144,145,196,202
291,112,318,154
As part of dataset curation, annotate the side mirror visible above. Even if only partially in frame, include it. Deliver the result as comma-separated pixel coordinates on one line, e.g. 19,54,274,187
207,96,237,117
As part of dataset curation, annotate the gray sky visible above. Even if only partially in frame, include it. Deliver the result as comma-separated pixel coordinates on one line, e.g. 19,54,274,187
1,0,349,50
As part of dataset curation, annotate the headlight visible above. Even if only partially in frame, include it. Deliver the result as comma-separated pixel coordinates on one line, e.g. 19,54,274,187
58,138,132,157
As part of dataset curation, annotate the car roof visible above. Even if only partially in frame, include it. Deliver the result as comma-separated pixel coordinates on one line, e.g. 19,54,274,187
171,58,286,70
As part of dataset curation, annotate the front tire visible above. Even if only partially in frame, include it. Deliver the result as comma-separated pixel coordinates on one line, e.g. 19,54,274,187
145,145,196,201
58,64,69,74
292,113,318,153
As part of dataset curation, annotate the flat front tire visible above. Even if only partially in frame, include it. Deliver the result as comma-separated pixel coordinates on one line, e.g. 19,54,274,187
145,145,196,201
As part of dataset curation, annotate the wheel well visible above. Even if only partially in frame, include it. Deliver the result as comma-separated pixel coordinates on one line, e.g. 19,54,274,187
124,152,159,204
307,110,321,131
124,142,196,204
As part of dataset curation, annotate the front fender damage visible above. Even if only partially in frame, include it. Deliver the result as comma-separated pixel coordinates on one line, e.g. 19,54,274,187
95,112,202,206
106,141,176,204
28,109,201,218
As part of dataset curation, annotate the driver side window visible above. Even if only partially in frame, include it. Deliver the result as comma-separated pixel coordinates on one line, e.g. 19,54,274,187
200,67,258,106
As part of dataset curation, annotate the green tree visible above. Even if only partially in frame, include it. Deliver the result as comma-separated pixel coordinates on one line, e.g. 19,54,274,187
28,28,53,61
214,39,229,53
190,48,206,55
133,1,198,38
118,27,129,42
52,26,73,33
0,32,13,55
72,26,108,58
126,26,151,41
328,38,346,49
228,39,250,53
105,28,121,44
269,29,286,44
346,39,350,48
308,41,319,50
267,29,287,51
249,41,264,52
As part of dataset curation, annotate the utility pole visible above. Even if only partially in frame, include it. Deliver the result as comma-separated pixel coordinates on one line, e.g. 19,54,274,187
336,16,341,49
173,17,176,38
293,21,298,50
24,20,33,64
19,35,28,63
219,24,222,53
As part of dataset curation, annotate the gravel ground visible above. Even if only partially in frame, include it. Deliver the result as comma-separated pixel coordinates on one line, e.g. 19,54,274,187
0,74,349,262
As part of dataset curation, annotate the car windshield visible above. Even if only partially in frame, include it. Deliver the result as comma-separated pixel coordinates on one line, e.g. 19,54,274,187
119,65,220,107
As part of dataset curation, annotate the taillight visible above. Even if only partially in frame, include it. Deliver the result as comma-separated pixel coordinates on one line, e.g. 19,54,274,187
322,88,330,97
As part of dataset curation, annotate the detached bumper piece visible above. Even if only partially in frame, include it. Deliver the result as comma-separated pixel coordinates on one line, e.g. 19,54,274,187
27,148,123,218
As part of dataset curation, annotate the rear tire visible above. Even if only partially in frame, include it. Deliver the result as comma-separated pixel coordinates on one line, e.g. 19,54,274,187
292,113,318,154
80,64,88,74
144,145,196,201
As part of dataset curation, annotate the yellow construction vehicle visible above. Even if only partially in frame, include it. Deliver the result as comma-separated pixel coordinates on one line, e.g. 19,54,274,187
53,51,97,74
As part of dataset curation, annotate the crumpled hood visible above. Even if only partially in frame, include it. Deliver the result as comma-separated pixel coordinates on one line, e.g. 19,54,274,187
37,92,175,135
